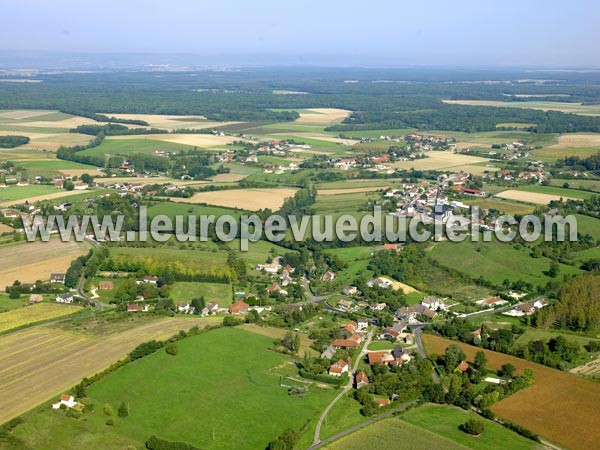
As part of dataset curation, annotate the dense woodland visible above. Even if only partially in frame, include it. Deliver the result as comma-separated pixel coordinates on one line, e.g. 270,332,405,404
0,135,29,148
1,69,600,131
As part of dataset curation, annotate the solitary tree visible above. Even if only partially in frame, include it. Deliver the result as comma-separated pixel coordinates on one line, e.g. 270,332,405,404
118,401,129,418
474,351,488,371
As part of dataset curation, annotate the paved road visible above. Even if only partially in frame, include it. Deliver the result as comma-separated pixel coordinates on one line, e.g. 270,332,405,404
412,325,440,384
312,330,374,447
308,399,419,450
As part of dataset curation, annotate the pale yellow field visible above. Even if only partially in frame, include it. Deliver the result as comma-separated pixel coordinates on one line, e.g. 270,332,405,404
209,173,249,182
111,133,238,148
0,240,91,289
0,317,217,425
533,133,600,158
0,303,82,334
171,188,297,210
495,189,576,205
390,151,491,171
318,187,385,195
19,133,92,151
459,164,500,175
442,99,600,116
100,113,238,130
0,110,56,120
0,190,93,207
294,108,352,125
58,168,103,177
379,276,419,294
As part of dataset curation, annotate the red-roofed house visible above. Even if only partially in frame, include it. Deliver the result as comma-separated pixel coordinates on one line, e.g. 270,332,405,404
229,301,250,315
328,359,350,377
355,371,369,389
52,394,77,409
455,360,470,373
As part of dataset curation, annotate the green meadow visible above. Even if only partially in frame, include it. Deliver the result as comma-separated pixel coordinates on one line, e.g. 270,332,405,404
401,404,540,450
11,328,336,450
79,137,194,158
428,238,582,288
170,281,232,305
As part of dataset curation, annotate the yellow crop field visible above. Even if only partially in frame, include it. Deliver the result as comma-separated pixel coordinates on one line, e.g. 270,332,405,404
495,189,576,205
111,133,239,148
390,151,491,171
0,240,90,289
294,108,352,125
171,188,297,211
99,113,238,130
0,303,82,333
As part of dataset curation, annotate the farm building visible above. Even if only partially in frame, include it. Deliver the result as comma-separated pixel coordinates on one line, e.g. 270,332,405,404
98,281,114,290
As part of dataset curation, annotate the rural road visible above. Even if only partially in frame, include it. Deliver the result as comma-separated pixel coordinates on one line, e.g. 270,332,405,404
412,325,440,384
312,329,374,447
308,399,419,450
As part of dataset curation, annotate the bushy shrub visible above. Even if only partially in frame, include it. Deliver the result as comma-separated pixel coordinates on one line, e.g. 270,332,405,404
460,418,485,436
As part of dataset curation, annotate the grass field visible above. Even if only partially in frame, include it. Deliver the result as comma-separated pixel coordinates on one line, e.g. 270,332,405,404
574,214,600,239
0,303,82,333
325,416,469,450
428,238,581,288
12,327,335,449
0,317,217,427
0,184,58,202
170,281,232,305
78,137,195,157
14,159,99,177
549,178,600,192
401,404,541,450
239,323,318,356
170,188,297,210
0,296,27,313
0,239,91,289
462,198,534,215
422,334,600,450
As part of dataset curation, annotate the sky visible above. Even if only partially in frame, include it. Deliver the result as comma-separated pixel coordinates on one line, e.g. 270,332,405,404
0,0,598,67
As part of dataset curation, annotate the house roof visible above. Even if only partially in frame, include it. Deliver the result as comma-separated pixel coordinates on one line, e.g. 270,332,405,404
456,360,469,373
331,339,359,349
60,394,73,402
356,371,368,384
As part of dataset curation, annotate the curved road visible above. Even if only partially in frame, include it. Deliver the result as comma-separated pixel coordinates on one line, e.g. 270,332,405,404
311,329,373,447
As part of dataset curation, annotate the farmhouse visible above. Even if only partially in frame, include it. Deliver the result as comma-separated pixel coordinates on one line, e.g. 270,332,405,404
55,293,74,304
455,360,470,374
229,301,250,315
143,275,158,284
201,301,219,316
50,273,66,284
321,271,336,282
328,359,350,377
51,394,77,410
395,304,437,323
355,371,369,389
342,321,357,333
477,296,509,308
127,303,149,312
177,303,193,314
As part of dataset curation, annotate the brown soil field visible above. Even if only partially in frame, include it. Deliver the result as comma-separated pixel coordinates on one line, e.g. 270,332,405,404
0,240,90,289
422,334,600,450
171,188,297,211
317,187,385,195
495,190,576,205
390,152,490,171
0,223,13,234
294,108,352,125
0,317,217,425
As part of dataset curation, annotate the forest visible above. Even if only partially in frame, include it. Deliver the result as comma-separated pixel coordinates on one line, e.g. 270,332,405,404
1,68,600,131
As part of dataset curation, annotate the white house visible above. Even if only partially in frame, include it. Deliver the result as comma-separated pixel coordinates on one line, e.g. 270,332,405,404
329,359,349,377
356,319,369,331
177,303,192,314
56,293,74,304
52,394,77,409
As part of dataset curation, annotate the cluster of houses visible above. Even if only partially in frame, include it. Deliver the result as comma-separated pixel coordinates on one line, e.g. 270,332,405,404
256,257,298,296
